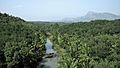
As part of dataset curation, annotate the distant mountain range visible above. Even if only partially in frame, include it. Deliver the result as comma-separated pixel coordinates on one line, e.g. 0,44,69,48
61,11,120,22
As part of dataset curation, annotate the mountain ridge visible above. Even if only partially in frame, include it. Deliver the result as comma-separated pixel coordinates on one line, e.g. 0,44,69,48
61,11,120,22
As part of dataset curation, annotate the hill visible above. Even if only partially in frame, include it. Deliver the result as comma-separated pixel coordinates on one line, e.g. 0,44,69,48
61,11,120,22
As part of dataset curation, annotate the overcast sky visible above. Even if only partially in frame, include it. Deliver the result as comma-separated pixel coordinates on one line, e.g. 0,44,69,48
0,0,120,21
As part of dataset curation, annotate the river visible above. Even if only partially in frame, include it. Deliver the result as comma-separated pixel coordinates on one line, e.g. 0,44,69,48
37,38,58,68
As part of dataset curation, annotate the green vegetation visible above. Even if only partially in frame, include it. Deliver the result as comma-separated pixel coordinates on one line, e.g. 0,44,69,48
0,13,46,68
53,20,120,68
0,12,120,68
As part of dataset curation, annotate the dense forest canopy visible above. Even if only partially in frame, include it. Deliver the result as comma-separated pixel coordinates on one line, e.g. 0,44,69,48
0,12,120,68
0,13,46,68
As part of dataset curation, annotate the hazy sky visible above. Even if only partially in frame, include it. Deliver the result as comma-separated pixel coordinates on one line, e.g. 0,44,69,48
0,0,120,21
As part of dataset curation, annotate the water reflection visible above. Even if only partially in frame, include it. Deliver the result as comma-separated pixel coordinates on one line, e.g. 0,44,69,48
45,38,54,54
37,38,58,68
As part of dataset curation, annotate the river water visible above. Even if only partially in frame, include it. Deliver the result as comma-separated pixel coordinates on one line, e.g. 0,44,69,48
37,38,58,68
